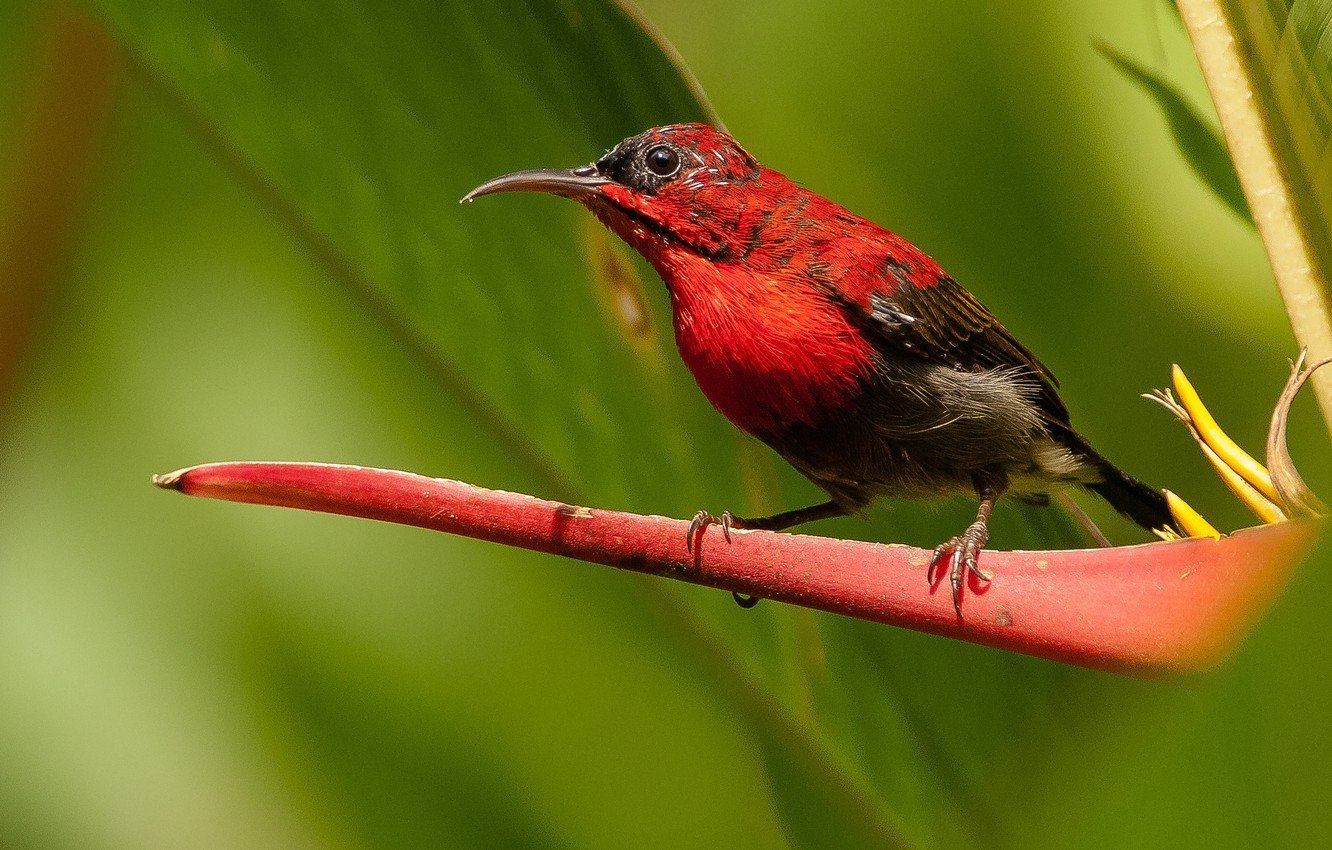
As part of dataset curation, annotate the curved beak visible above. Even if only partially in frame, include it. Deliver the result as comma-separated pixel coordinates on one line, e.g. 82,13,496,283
461,164,608,203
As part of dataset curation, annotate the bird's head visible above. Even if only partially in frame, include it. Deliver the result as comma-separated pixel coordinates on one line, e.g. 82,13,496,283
463,123,765,264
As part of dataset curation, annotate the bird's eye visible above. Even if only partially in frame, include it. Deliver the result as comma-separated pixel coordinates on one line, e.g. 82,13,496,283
644,145,681,178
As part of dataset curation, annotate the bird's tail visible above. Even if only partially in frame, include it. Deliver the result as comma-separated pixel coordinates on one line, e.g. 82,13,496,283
1061,429,1175,533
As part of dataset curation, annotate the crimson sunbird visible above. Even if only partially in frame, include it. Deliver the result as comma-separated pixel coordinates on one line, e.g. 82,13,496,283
465,123,1173,613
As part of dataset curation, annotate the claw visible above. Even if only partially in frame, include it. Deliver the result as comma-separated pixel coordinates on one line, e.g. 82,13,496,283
962,520,993,581
720,510,738,543
927,543,949,584
732,591,759,608
687,510,711,554
950,567,964,617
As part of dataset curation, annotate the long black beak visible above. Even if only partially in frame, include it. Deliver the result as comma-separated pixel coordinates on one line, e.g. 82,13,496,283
461,164,608,203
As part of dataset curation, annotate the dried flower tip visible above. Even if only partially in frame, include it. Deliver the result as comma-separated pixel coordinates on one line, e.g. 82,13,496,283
1266,350,1331,518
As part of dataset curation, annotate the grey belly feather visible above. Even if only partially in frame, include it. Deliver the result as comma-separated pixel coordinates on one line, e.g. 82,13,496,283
762,353,1096,509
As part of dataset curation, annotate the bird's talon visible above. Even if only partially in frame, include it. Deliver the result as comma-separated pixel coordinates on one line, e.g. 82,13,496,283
966,542,990,579
687,510,712,553
928,542,951,583
950,561,965,613
720,510,735,543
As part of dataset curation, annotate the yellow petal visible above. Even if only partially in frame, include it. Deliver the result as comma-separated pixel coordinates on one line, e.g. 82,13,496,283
1195,439,1286,524
1173,365,1280,503
1164,489,1221,540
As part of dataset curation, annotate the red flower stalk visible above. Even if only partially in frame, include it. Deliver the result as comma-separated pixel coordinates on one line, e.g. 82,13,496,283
154,461,1318,676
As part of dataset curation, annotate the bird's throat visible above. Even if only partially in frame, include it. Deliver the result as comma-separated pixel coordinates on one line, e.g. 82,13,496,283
590,188,730,261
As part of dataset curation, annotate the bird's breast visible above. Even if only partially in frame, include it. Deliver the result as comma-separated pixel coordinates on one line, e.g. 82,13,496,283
664,262,875,437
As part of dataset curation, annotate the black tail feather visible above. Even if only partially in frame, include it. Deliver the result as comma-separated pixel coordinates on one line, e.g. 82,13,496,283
1060,430,1174,533
1084,468,1172,532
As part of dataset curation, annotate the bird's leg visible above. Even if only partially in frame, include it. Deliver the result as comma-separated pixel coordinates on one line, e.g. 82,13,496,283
728,500,850,532
929,471,1007,617
687,500,848,551
687,500,849,609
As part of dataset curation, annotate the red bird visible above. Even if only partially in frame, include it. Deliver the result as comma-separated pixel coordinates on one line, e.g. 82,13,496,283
465,124,1173,613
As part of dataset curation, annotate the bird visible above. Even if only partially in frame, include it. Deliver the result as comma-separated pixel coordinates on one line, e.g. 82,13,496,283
464,123,1174,614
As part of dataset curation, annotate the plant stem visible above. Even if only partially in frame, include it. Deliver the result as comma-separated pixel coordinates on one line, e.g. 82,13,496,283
1176,0,1332,433
156,460,1318,676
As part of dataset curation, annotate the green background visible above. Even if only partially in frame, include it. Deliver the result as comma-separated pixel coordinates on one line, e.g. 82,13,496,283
1,0,1328,846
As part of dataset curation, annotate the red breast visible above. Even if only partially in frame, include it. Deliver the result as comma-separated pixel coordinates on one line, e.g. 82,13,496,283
649,229,876,437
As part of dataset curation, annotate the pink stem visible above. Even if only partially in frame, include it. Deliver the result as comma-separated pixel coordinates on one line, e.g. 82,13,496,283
154,461,1318,675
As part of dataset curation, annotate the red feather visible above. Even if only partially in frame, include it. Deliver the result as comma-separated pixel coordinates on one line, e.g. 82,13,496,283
662,245,873,435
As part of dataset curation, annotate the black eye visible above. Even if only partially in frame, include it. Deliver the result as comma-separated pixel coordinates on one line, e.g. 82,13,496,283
644,145,681,178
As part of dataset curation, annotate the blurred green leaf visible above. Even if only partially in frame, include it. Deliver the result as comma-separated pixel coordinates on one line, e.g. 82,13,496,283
1095,39,1252,223
85,0,731,508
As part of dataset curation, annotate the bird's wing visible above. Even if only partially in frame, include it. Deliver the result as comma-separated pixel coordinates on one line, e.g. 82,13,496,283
821,249,1071,427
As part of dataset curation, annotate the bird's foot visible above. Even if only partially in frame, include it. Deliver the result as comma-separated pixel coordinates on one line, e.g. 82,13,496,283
686,509,743,552
928,519,994,617
686,510,759,608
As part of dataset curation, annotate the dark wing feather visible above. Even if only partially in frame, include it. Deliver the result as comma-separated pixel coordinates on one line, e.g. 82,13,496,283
823,268,1071,428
